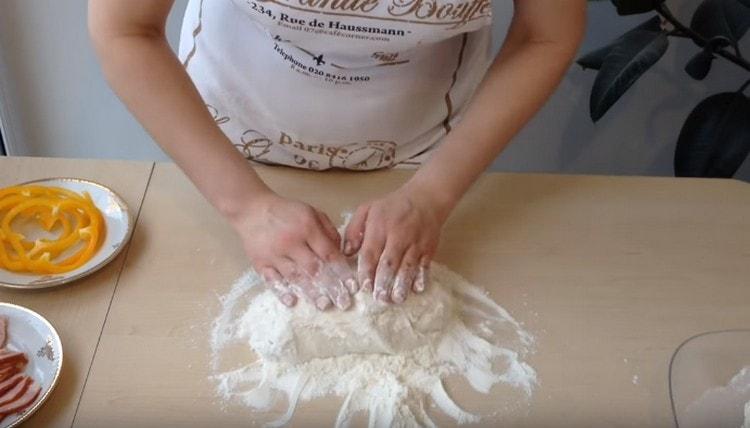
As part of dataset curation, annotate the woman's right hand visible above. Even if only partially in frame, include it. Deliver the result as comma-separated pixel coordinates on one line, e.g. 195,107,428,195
230,192,358,311
88,0,357,310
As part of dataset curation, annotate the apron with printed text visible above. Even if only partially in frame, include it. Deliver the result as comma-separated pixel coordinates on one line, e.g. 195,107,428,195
179,0,493,170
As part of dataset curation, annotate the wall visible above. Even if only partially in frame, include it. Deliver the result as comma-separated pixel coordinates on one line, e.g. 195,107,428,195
0,1,748,180
0,0,187,160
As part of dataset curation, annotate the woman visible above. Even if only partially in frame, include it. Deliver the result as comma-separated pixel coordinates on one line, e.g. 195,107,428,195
89,0,585,311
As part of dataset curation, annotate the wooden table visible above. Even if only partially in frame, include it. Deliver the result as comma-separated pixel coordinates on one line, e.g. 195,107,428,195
2,157,750,427
0,157,154,427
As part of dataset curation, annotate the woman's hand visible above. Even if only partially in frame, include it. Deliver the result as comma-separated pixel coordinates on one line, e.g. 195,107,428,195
336,2,585,306
89,0,362,311
231,192,358,311
342,182,455,304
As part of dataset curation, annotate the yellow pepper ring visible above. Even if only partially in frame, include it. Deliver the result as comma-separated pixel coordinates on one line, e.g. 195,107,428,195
1,195,101,273
0,185,105,275
0,232,24,271
19,207,74,254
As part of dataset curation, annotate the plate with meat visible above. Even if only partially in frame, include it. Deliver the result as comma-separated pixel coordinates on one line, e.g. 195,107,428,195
0,303,62,427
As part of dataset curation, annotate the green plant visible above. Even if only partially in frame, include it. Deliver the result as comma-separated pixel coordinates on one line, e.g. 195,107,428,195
579,0,750,178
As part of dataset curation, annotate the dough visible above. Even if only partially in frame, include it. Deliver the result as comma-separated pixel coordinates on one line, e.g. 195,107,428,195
238,267,457,364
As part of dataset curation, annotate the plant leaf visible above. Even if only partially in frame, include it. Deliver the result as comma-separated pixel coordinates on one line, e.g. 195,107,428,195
578,46,613,70
590,29,669,121
684,49,715,80
690,0,750,44
610,0,663,15
577,16,662,70
675,92,750,178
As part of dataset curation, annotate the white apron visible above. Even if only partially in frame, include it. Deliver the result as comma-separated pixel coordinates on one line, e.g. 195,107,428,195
179,0,493,170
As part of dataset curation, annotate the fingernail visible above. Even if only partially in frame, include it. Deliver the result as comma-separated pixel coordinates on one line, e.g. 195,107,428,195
392,277,406,303
281,294,297,307
362,278,373,292
343,241,353,256
345,278,359,294
337,293,352,310
414,270,426,293
392,288,406,304
316,296,332,311
375,290,390,304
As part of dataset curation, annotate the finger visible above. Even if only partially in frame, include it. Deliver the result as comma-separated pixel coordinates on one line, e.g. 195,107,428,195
315,261,353,311
277,257,328,308
274,256,300,283
357,226,385,294
392,248,419,304
314,209,341,249
295,278,330,310
330,259,358,294
259,266,297,308
290,247,333,311
274,256,307,289
296,239,352,311
307,229,358,296
343,204,369,256
306,220,344,265
413,256,431,294
374,240,408,304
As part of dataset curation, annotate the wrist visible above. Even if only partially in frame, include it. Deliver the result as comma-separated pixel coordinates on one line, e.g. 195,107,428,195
220,185,277,229
402,173,460,223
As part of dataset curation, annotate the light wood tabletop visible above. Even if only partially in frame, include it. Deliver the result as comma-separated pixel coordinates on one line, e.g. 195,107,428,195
0,156,154,428
68,162,750,427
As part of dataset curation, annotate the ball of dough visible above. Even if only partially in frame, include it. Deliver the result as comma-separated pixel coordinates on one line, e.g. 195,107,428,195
245,278,456,364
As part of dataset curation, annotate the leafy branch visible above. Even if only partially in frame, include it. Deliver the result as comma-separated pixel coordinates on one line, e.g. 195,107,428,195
655,2,750,72
578,0,750,178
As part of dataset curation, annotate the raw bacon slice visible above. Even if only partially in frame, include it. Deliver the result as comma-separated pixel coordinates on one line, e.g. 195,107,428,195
0,377,30,407
0,356,27,384
0,366,18,383
0,374,23,397
0,352,27,371
0,319,44,424
0,380,40,421
0,316,6,349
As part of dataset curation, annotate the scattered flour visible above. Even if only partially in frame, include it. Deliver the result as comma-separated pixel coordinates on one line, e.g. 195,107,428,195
684,366,750,428
210,263,537,427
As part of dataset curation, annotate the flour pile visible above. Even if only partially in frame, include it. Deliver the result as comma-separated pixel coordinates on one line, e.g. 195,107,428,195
684,366,750,428
210,263,536,427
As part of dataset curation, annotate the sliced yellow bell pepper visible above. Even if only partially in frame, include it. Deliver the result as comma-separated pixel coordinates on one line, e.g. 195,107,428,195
0,184,105,275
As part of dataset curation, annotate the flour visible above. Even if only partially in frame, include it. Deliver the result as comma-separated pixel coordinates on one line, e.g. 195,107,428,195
210,263,537,427
683,366,750,428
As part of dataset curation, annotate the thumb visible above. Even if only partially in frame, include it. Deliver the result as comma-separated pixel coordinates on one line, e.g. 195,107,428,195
343,204,369,257
314,209,341,249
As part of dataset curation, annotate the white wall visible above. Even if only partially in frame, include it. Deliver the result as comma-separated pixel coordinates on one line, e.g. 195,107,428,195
1,1,748,180
0,0,187,161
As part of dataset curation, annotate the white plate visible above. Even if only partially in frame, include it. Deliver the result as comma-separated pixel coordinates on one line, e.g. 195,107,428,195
0,303,63,428
0,178,133,290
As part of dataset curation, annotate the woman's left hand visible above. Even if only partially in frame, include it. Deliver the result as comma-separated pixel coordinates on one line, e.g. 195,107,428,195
342,182,454,304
